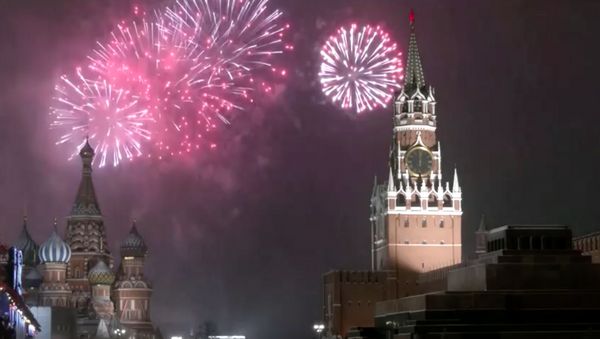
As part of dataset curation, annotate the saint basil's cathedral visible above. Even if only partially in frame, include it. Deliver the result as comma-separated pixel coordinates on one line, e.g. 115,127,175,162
7,140,159,339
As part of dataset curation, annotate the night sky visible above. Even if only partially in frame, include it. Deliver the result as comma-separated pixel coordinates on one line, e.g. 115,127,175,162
1,1,599,338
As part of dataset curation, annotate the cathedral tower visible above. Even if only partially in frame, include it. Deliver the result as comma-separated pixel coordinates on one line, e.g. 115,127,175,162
38,220,72,307
370,11,462,274
88,260,115,320
113,221,154,339
65,140,112,305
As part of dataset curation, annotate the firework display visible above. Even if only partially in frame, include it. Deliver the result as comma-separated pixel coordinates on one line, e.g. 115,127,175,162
319,24,403,114
51,0,290,166
50,68,152,168
87,13,240,159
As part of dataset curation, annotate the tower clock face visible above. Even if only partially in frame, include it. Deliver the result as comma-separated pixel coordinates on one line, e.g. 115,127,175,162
406,147,433,175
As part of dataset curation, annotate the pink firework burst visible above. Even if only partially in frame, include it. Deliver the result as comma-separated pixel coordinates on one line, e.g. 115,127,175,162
51,0,291,165
164,0,293,86
86,0,290,160
319,24,403,114
88,13,241,159
50,68,152,168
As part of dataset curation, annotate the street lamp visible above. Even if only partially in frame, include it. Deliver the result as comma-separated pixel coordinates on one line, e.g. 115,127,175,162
312,323,325,338
114,328,126,338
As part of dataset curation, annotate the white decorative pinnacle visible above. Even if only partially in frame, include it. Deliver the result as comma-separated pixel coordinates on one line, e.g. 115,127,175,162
387,167,396,193
371,175,378,198
420,179,428,193
437,142,442,179
452,167,461,193
415,131,424,146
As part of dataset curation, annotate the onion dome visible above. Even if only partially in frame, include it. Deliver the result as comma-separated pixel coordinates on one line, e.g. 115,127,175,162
80,138,95,158
38,220,72,264
88,260,115,285
14,216,39,267
120,221,148,257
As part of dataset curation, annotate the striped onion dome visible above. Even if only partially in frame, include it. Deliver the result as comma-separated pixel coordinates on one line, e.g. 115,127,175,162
14,216,39,267
38,221,71,264
88,260,115,285
120,221,148,257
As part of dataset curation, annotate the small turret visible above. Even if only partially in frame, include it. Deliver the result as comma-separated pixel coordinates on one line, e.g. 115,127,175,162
475,214,488,255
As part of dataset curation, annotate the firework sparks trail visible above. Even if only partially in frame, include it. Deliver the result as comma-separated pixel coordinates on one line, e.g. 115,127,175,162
319,24,403,114
88,12,243,159
164,0,293,86
50,68,152,168
51,0,291,165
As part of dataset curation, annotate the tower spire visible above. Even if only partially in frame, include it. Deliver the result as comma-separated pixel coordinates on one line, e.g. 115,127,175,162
452,167,461,193
71,139,101,216
387,167,396,192
475,214,487,254
404,9,426,93
478,214,486,231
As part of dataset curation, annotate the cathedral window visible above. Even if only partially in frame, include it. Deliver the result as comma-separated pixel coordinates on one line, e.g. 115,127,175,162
422,220,427,228
439,220,444,228
404,220,409,228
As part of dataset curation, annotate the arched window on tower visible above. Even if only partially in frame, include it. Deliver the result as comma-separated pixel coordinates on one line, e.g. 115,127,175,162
443,194,452,207
430,194,439,209
397,192,406,206
413,193,421,207
414,101,422,112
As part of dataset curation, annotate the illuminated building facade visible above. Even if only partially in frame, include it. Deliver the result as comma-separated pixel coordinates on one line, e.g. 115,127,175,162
113,222,155,339
322,11,463,338
0,247,41,338
369,10,462,276
10,140,159,338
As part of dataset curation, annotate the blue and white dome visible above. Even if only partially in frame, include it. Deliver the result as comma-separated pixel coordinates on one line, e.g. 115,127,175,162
39,222,71,264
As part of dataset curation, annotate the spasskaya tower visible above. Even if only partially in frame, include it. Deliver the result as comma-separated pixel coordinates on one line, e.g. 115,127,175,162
370,10,462,273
